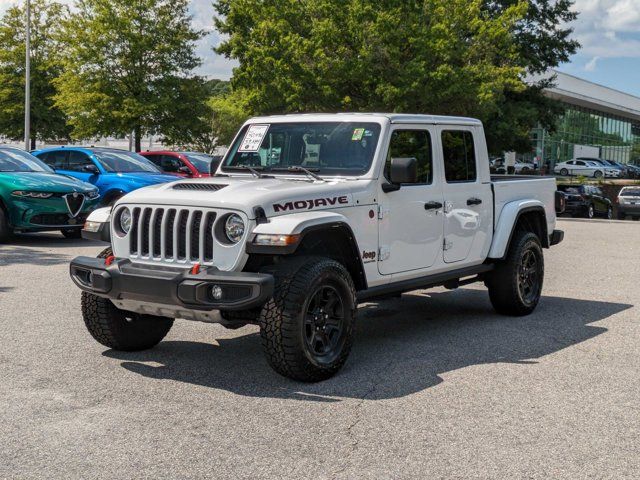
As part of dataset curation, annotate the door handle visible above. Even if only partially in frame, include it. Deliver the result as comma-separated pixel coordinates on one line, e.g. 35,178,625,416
424,201,443,210
467,198,482,206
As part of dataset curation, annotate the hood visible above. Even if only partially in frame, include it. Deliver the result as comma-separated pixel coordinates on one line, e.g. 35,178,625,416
107,172,179,185
0,172,96,193
118,175,374,218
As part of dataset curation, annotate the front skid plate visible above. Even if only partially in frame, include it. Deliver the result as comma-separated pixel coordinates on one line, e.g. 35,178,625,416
111,298,225,323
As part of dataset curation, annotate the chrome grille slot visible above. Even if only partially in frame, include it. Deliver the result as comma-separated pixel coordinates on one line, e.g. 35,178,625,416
140,208,152,256
203,212,216,262
130,207,141,254
190,211,203,261
165,209,177,258
123,205,220,264
177,211,189,260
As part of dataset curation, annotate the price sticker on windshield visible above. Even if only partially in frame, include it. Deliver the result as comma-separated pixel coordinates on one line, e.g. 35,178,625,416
239,124,269,152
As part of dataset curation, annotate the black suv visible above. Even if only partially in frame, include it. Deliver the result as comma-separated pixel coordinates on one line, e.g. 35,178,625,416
557,184,613,219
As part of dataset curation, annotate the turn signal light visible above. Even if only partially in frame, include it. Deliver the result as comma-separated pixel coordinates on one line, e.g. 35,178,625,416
253,234,300,247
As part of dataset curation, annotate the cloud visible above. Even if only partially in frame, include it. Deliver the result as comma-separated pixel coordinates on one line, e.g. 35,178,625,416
0,0,235,79
572,0,640,58
584,56,599,71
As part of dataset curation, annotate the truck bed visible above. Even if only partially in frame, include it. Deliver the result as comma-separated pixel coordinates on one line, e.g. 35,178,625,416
491,175,558,234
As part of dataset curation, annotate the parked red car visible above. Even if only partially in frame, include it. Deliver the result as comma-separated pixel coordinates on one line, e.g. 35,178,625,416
138,151,222,178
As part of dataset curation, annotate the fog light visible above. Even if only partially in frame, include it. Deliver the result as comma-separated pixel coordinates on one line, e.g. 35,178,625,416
211,285,223,300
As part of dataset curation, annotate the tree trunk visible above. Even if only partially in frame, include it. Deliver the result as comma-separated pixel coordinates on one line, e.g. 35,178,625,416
30,136,36,150
134,126,142,152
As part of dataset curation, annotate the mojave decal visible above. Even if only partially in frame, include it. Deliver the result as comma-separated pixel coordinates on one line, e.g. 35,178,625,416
273,195,349,212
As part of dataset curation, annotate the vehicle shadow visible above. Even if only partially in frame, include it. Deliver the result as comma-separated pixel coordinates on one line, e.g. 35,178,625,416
103,289,632,402
0,233,104,266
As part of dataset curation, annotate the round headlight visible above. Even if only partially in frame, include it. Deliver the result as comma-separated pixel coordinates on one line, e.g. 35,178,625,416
224,214,245,243
119,207,132,234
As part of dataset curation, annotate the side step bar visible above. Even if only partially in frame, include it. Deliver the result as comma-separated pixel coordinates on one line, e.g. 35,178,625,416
357,264,494,302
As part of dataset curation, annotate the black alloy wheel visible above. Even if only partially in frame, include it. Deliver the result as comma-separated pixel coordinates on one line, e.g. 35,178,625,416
303,285,346,362
517,249,542,307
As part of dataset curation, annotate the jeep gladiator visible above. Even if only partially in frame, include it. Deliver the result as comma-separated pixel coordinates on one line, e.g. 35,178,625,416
70,114,563,382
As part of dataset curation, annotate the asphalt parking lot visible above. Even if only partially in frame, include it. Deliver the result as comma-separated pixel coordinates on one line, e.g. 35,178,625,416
1,218,638,479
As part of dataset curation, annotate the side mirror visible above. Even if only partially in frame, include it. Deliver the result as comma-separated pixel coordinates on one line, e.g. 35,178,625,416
210,161,220,176
83,164,99,174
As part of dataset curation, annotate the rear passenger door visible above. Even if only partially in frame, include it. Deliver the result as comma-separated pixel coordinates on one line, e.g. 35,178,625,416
439,128,492,265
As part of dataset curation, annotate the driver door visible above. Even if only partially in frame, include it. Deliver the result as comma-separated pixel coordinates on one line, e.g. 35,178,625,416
378,126,444,275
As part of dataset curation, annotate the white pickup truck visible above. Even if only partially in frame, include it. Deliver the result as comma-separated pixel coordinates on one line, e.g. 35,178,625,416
71,113,563,381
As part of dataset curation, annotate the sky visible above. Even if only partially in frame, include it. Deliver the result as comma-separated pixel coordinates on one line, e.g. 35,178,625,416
0,0,639,97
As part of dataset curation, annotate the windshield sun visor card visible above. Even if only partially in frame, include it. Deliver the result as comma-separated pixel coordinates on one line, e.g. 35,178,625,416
239,125,270,152
352,128,365,141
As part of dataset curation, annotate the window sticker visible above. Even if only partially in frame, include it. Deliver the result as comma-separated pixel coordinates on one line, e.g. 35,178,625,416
352,128,365,141
364,130,374,137
239,124,269,152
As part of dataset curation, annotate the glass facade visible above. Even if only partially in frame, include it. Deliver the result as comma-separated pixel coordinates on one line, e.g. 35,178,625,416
524,103,640,168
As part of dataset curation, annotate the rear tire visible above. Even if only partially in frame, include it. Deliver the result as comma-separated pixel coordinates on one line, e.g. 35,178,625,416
61,228,82,239
586,204,595,219
0,207,12,243
81,247,173,350
486,231,544,316
259,257,356,382
606,207,613,220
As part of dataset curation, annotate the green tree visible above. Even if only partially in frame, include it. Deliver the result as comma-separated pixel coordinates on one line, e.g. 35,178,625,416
214,0,579,153
208,87,251,147
159,79,234,153
482,0,579,153
214,0,527,121
55,0,204,151
0,0,71,148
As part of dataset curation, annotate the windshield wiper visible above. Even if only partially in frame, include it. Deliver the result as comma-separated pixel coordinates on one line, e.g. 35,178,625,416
225,165,270,178
273,166,324,182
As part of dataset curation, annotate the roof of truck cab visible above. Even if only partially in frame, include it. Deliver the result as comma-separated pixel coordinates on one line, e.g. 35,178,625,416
246,113,482,126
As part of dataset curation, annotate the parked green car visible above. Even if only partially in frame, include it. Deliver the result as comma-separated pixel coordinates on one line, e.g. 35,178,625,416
0,147,100,241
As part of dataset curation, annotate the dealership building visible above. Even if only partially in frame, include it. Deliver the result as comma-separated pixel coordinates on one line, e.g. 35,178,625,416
523,71,640,168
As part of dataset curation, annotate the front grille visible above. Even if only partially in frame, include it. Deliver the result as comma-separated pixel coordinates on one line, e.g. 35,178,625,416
30,213,88,226
129,207,217,262
173,183,227,191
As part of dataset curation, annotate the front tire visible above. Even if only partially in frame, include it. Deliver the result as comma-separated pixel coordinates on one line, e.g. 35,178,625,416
560,168,568,176
594,170,603,178
259,257,356,382
606,207,613,219
586,204,595,219
486,231,544,316
81,247,174,351
0,208,12,242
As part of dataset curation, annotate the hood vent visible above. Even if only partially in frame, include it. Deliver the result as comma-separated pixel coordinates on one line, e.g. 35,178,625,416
172,183,227,191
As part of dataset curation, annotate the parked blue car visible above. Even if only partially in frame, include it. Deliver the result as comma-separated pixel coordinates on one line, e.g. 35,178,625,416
32,147,179,206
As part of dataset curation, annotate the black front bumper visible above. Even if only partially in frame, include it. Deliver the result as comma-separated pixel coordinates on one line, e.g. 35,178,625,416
550,229,564,246
69,257,274,311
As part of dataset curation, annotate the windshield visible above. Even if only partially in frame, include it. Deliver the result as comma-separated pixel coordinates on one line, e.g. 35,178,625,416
223,122,382,176
94,150,161,173
183,153,217,172
620,189,640,197
0,149,53,173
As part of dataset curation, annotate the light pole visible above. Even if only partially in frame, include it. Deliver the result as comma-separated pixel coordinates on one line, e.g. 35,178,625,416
24,0,31,150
